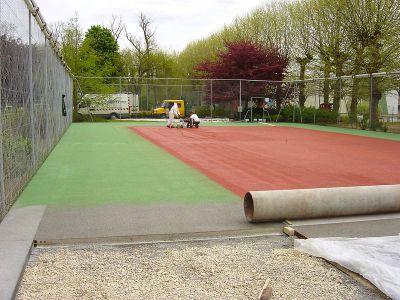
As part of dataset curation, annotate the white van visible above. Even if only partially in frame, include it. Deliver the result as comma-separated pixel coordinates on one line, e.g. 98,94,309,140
78,93,139,119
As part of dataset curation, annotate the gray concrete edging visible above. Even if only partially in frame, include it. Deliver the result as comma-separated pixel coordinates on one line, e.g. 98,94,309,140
0,205,45,300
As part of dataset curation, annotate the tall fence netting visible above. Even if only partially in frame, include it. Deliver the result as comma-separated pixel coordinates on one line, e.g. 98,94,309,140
1,2,398,221
0,0,73,221
76,75,399,125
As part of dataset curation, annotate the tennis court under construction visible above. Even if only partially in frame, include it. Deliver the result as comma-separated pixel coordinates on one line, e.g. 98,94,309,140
3,121,400,299
9,121,399,242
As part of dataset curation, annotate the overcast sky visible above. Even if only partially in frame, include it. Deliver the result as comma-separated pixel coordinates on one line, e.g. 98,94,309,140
33,0,267,52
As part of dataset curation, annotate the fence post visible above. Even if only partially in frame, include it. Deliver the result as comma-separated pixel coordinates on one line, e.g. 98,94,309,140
239,79,242,121
251,97,253,122
0,101,4,220
154,80,158,107
44,38,50,148
338,77,342,124
318,80,321,108
0,0,6,218
68,74,72,123
146,81,149,111
369,74,373,129
180,79,183,100
294,82,297,122
166,78,168,100
210,79,213,119
119,77,122,119
28,11,36,168
313,80,317,124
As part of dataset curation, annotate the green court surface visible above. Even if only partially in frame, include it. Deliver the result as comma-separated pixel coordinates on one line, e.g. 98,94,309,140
15,121,398,208
15,122,240,208
277,122,400,141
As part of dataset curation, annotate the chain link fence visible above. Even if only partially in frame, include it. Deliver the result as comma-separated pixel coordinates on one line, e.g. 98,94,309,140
1,1,397,221
0,0,73,221
301,73,400,128
76,74,399,126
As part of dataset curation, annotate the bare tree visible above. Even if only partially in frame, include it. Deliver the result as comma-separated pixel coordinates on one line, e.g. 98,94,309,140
49,13,83,112
49,22,61,42
339,0,400,123
307,0,351,110
289,1,314,107
125,13,157,78
105,15,125,42
126,13,156,57
124,13,158,96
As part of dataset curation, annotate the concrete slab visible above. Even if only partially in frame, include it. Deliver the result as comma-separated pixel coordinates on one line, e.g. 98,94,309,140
292,218,400,238
286,212,400,226
35,201,283,244
0,206,45,300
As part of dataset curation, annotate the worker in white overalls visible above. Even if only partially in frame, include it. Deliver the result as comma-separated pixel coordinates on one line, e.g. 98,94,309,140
167,102,180,128
188,112,200,128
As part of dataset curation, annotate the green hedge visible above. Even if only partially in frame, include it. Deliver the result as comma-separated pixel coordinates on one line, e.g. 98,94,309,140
277,105,339,124
192,106,210,118
192,106,230,118
132,111,154,118
73,111,107,122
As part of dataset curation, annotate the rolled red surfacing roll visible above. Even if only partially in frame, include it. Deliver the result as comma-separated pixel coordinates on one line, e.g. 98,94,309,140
244,184,400,222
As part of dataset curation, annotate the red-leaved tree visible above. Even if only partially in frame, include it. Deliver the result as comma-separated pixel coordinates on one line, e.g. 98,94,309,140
195,41,288,112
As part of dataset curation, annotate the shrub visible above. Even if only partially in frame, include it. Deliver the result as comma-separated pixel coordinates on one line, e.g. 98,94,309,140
73,111,108,122
133,111,154,118
369,121,388,132
213,106,229,118
340,115,350,124
276,105,338,124
314,108,339,124
358,116,369,130
277,105,292,122
191,106,233,118
73,111,90,122
193,106,211,118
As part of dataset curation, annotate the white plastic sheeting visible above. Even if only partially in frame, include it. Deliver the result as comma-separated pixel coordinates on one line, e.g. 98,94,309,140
295,235,400,300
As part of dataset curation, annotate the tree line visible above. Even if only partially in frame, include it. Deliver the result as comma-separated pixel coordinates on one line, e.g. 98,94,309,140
177,0,400,123
53,0,400,123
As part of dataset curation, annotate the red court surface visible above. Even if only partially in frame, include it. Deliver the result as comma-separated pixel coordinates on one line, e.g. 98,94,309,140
130,126,400,197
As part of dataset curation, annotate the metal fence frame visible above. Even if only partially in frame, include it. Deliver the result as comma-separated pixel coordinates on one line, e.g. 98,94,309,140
1,0,398,221
0,0,73,221
76,71,400,124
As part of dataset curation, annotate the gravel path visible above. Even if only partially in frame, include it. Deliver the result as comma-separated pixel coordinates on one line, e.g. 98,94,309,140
17,236,387,299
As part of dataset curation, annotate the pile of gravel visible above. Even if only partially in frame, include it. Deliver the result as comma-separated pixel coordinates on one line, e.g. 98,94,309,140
17,236,386,299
